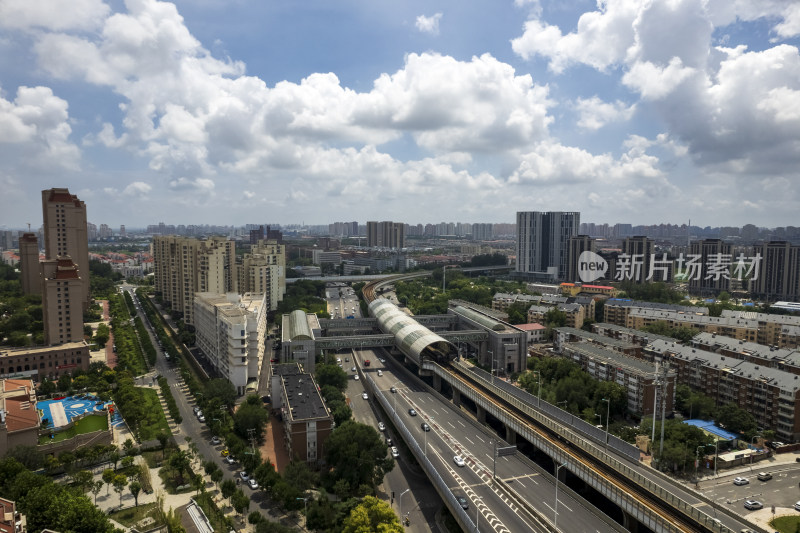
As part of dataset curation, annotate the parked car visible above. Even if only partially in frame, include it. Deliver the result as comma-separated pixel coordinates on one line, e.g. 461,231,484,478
351,367,356,372
794,501,800,511
198,415,206,423
378,422,386,432
377,370,383,377
391,447,400,458
453,455,466,467
757,472,772,481
354,375,359,381
248,478,259,489
743,500,763,510
193,406,201,414
211,436,220,445
362,392,369,400
239,472,250,481
225,455,236,465
733,476,749,485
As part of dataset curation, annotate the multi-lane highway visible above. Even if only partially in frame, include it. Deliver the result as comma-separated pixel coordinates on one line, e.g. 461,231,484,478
345,345,625,533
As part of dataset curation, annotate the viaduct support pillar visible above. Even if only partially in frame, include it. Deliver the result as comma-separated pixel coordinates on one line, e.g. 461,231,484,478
432,373,441,392
505,425,516,445
622,512,640,533
453,389,461,408
477,405,486,424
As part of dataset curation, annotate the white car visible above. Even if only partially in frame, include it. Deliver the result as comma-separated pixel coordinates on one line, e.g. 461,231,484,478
377,370,383,377
248,478,259,490
361,392,368,400
733,476,749,485
354,375,359,381
211,436,220,445
378,422,386,431
794,501,800,511
453,455,466,467
239,471,250,481
391,446,400,458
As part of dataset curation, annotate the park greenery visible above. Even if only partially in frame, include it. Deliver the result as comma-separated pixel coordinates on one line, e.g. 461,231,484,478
275,279,329,319
89,259,123,300
108,292,148,374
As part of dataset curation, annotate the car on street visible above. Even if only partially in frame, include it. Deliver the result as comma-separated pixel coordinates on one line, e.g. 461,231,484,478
743,500,763,510
354,375,359,380
757,472,772,481
198,414,206,422
362,392,368,400
211,436,220,445
408,408,417,416
221,449,230,457
351,367,356,372
386,437,393,446
453,455,466,467
794,501,800,511
733,476,749,485
391,446,399,458
239,472,250,481
377,370,383,376
248,479,259,489
379,358,386,364
455,495,469,510
421,422,430,431
390,387,397,393
193,406,201,414
378,422,386,431
225,456,236,465
345,357,349,362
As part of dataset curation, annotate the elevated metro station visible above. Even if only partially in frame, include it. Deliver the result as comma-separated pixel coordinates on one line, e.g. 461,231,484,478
279,298,527,375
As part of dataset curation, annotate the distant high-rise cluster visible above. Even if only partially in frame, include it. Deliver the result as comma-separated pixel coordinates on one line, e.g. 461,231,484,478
366,221,405,249
516,211,580,281
153,235,286,325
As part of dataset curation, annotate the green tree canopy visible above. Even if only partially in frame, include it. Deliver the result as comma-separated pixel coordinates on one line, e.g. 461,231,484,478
316,364,349,392
342,495,403,533
323,421,394,496
233,403,269,443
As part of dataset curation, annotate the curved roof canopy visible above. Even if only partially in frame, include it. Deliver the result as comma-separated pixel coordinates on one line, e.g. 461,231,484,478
369,299,456,364
286,309,314,340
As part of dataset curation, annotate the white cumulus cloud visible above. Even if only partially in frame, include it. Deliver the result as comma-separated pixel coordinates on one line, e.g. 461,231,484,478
574,96,636,130
415,13,443,35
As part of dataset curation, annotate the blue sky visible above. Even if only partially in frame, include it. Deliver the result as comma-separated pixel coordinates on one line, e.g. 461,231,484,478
1,0,799,229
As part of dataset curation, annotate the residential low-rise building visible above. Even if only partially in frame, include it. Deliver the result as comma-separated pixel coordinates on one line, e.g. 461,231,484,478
0,379,39,458
645,340,800,441
627,308,758,342
0,342,90,382
528,303,586,329
516,323,547,344
194,292,267,396
0,497,26,533
270,363,333,466
591,322,676,348
554,327,641,357
558,342,675,417
603,299,708,327
720,310,800,348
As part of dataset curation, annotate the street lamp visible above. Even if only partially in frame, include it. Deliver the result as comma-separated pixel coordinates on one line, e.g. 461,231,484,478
695,445,705,482
601,398,610,450
474,496,483,533
424,418,433,456
295,496,308,529
392,380,403,417
532,371,542,406
487,350,494,384
554,461,568,530
558,400,573,425
399,488,411,526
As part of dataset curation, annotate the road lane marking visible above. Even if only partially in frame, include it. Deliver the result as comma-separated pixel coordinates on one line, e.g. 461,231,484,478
465,437,474,445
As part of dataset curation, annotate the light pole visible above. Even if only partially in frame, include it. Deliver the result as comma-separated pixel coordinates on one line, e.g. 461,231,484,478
399,488,411,526
601,398,610,450
424,418,433,456
558,400,573,425
595,413,602,430
554,461,568,530
474,496,482,533
295,497,308,529
533,371,542,406
487,349,494,383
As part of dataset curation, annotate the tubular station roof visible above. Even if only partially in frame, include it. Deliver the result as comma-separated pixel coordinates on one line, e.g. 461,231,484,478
286,309,313,341
369,299,452,362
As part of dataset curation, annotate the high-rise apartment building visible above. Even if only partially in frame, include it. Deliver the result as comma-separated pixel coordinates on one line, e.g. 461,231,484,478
516,211,580,281
366,221,405,249
753,241,800,302
237,240,286,312
471,223,493,240
19,233,40,296
41,188,90,310
153,235,236,325
621,236,655,284
41,257,84,345
688,239,731,295
566,235,596,282
194,292,267,395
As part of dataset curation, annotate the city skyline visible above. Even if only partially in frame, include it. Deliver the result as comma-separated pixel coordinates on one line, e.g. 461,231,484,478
1,1,799,227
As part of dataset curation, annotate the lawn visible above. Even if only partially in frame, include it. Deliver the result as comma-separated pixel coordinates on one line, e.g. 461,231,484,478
38,413,109,444
771,514,800,532
107,502,164,529
137,388,171,441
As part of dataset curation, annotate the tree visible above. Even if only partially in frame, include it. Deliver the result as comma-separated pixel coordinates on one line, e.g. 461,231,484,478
205,378,237,408
169,449,190,486
231,489,250,516
129,481,142,506
716,403,758,436
315,364,349,391
342,495,403,533
6,445,43,470
112,474,128,508
210,469,223,489
74,470,94,493
102,469,115,495
192,473,205,495
38,378,56,396
57,374,73,392
233,403,269,443
323,421,394,496
91,480,104,504
221,479,236,500
22,482,116,533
